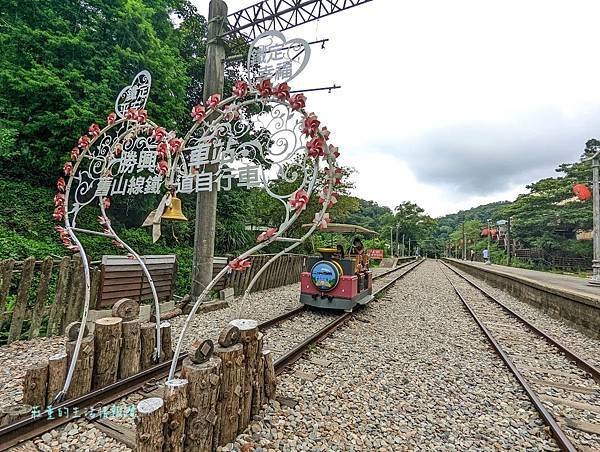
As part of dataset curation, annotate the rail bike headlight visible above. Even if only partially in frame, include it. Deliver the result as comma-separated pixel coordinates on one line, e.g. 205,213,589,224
310,260,342,292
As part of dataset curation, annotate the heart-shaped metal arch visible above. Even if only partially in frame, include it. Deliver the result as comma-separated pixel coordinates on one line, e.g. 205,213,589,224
247,30,311,85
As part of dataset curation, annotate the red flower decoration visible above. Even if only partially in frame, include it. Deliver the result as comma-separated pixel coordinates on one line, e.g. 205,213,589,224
191,105,206,123
57,177,66,192
257,79,272,97
319,188,338,208
321,127,331,141
325,166,343,185
112,239,125,249
152,127,167,142
274,83,290,101
224,105,240,122
136,109,148,123
573,183,592,201
53,206,65,221
315,212,331,230
126,108,138,120
290,93,306,111
156,142,168,160
78,135,90,149
302,113,320,137
327,144,340,159
289,189,309,211
168,138,183,154
55,225,69,241
63,161,73,175
88,123,101,137
229,258,252,271
156,160,168,176
233,80,248,98
307,137,325,158
107,112,117,125
257,227,278,243
207,94,221,109
71,147,80,161
54,193,64,207
113,144,122,157
104,197,111,210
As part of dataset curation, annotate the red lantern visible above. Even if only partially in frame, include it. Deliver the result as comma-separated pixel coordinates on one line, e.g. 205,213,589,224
573,183,592,201
481,228,489,236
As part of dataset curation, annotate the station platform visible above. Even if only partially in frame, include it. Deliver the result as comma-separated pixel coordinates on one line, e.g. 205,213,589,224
443,258,600,339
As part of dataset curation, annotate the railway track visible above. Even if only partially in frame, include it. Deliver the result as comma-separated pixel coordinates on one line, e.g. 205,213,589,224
0,258,422,450
440,260,600,452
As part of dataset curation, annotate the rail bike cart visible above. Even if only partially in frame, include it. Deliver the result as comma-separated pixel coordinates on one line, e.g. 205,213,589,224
299,223,377,311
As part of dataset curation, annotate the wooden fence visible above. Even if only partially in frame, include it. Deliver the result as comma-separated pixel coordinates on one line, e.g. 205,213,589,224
0,253,306,344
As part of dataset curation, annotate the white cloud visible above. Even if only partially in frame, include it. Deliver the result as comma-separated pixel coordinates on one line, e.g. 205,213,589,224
194,0,600,217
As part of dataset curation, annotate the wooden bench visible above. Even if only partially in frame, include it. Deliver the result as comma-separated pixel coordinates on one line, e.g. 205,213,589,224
96,255,177,308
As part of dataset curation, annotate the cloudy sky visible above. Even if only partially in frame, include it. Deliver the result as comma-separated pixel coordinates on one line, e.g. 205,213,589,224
194,0,600,217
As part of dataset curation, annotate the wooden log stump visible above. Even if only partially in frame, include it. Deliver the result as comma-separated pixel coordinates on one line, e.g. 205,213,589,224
160,321,173,362
212,343,244,449
112,298,140,321
0,404,32,427
119,319,141,379
181,356,221,452
263,350,276,400
135,397,166,452
65,335,94,399
251,333,265,417
92,317,122,389
22,361,48,408
163,378,188,452
47,352,67,404
229,319,258,432
140,322,157,370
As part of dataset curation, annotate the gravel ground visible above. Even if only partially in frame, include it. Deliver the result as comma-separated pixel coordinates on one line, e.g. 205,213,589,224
445,262,600,369
224,259,559,451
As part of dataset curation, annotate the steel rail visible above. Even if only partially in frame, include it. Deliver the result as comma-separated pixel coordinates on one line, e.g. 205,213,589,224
441,261,600,382
440,264,577,452
0,354,188,451
274,259,424,374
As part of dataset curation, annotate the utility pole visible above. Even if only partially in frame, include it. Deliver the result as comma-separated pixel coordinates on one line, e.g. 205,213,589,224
408,238,411,257
389,226,393,258
462,221,466,260
486,218,492,265
401,234,405,257
507,217,512,267
395,224,399,257
590,153,600,285
192,0,228,298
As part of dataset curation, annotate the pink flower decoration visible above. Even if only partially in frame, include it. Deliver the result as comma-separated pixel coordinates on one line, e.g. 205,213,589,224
156,160,168,176
152,127,167,142
57,177,66,192
168,138,183,154
136,109,148,123
325,166,343,185
88,123,101,137
53,206,65,221
257,227,278,243
327,144,340,159
55,225,69,241
71,147,80,161
289,189,309,211
321,127,331,141
233,80,248,98
104,197,111,210
113,144,122,157
274,83,290,101
223,105,240,121
290,93,306,111
307,137,325,158
66,244,80,253
207,94,221,109
315,212,331,230
319,188,338,208
229,258,252,271
191,104,206,122
126,108,138,120
78,135,90,149
63,161,73,175
54,193,64,207
112,239,125,249
257,79,272,97
302,113,320,137
107,112,117,125
156,142,168,160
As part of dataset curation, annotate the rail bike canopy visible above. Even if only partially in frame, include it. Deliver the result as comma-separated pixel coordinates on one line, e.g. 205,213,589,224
301,222,377,235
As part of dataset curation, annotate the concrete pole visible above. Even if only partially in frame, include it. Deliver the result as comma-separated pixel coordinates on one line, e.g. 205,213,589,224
401,234,405,257
389,227,393,258
507,217,512,267
191,0,228,298
462,221,466,260
486,219,492,264
590,154,600,285
408,238,411,257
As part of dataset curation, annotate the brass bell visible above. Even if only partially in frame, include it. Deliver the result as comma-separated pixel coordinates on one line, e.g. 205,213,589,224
161,196,188,221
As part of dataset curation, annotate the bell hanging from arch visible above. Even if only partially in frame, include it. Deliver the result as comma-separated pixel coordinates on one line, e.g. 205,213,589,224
161,195,188,221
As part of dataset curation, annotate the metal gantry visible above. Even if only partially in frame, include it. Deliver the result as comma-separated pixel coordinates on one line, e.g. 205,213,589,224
224,0,373,40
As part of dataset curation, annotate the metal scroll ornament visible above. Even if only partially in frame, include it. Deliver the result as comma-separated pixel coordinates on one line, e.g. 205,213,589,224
53,71,342,391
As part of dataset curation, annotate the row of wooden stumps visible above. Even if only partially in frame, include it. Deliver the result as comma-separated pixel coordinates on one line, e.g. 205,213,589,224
135,319,277,452
3,299,174,426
